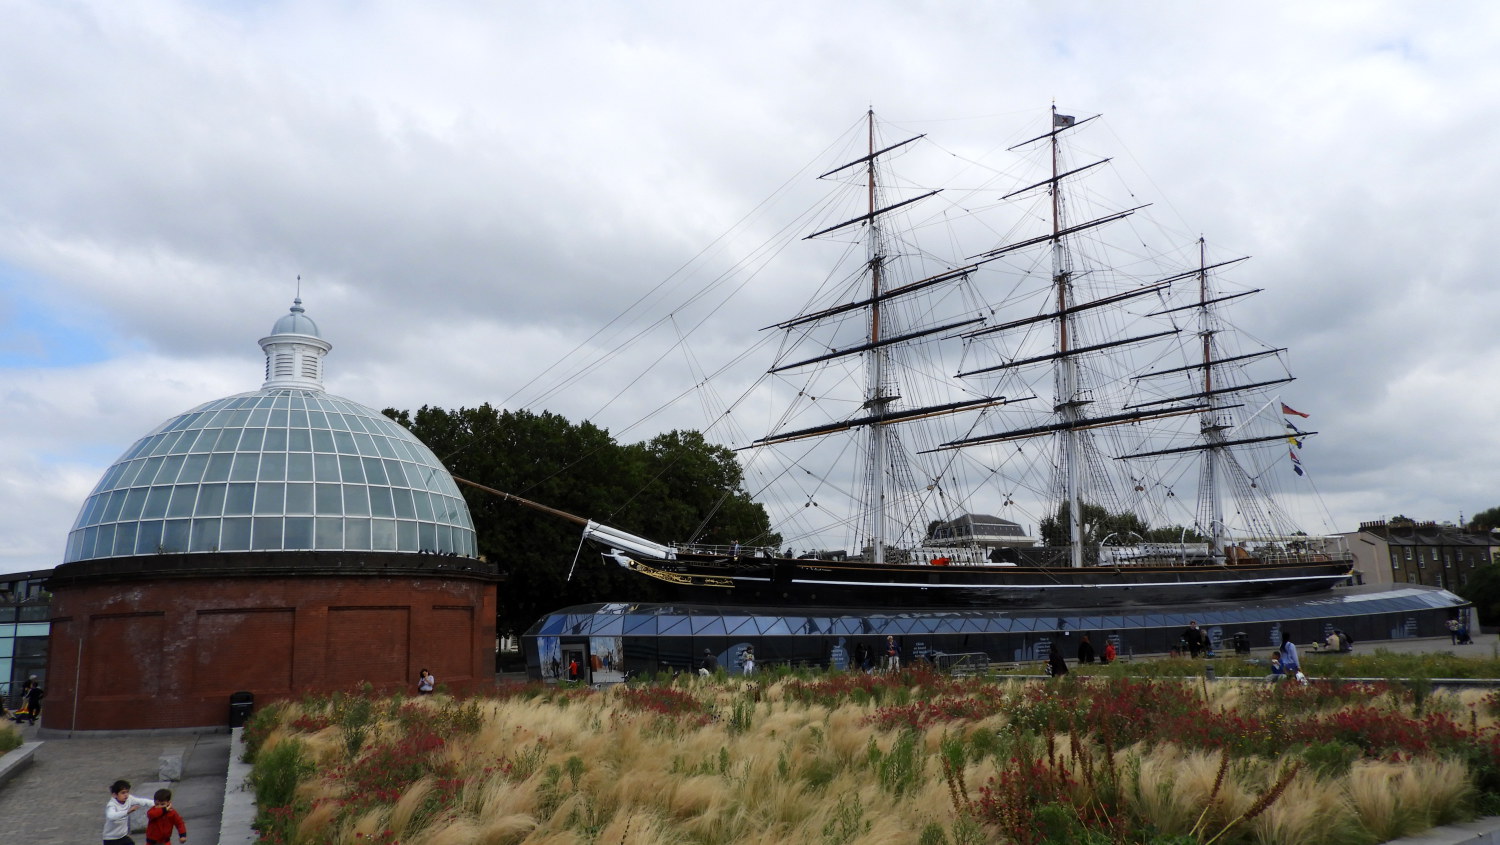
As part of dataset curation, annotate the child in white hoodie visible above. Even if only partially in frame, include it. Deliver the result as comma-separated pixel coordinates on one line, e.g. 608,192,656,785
103,779,155,845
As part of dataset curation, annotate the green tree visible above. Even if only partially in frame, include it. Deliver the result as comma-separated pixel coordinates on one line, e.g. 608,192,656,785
1457,563,1500,631
385,405,774,636
1469,507,1500,532
1039,502,1147,547
1142,524,1208,543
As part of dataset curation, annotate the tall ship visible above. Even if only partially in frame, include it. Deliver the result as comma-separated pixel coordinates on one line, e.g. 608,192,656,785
468,107,1353,609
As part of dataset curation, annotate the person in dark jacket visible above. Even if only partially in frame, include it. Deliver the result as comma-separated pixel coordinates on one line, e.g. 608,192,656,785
1047,647,1068,677
1077,634,1096,665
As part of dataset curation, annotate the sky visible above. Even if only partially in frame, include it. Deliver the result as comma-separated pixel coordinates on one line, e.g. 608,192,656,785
3,0,1499,575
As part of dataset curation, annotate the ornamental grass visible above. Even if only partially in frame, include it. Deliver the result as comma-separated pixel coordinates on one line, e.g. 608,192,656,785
243,667,1500,845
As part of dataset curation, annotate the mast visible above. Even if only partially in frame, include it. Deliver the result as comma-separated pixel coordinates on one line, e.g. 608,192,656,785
1052,105,1085,568
863,109,891,563
1197,238,1228,564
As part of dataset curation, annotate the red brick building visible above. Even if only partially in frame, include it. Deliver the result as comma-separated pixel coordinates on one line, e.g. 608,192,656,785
43,299,498,731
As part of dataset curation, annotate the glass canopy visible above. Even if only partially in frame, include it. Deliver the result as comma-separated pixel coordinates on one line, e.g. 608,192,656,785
64,388,476,561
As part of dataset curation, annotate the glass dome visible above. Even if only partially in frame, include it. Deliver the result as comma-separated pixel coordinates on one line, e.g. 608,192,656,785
64,388,477,562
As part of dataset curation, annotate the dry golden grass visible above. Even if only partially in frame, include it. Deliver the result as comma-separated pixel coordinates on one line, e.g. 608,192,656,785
253,677,1493,844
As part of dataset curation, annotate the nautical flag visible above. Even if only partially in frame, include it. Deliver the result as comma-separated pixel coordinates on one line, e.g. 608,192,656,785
1281,402,1310,418
1289,448,1305,476
1285,421,1306,448
1054,113,1076,128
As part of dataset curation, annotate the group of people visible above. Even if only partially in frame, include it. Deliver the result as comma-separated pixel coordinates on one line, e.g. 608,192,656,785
103,780,188,845
1447,618,1474,645
7,675,43,725
1046,634,1118,676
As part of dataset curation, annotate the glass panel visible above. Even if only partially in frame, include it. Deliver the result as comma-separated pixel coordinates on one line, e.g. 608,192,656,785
254,482,286,515
396,520,418,551
162,519,190,552
166,485,198,518
263,427,289,451
187,429,217,453
95,524,116,557
314,453,340,482
120,487,150,521
189,518,221,552
315,517,343,549
287,452,313,481
339,455,366,483
142,486,172,518
214,428,242,451
268,408,289,427
392,488,416,518
204,452,233,482
369,486,395,517
195,483,227,516
251,516,282,550
179,453,209,483
135,520,163,554
220,517,251,551
353,432,378,456
287,428,312,452
285,483,314,514
418,522,437,551
229,453,260,481
259,452,287,482
246,407,270,426
308,409,328,429
310,428,336,453
332,430,357,454
343,485,370,516
362,456,388,485
371,519,397,551
78,525,98,558
284,516,313,550
156,454,187,483
238,428,265,452
224,483,256,515
140,455,167,484
113,522,138,557
100,489,129,523
345,518,371,550
383,459,409,487
437,524,454,553
413,492,435,521
315,483,342,515
288,408,309,428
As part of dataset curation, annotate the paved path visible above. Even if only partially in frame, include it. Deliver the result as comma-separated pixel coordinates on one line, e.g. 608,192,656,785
0,721,229,844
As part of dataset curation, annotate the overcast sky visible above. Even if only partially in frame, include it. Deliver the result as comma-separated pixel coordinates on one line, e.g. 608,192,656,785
3,0,1498,575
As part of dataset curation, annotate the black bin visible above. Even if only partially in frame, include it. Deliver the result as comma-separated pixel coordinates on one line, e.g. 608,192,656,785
1233,632,1251,655
229,691,254,728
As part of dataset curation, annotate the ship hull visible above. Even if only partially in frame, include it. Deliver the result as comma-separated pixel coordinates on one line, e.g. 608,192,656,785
616,553,1353,610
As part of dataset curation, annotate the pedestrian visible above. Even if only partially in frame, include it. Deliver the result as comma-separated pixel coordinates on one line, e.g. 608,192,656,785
568,657,580,681
1279,639,1300,676
22,677,42,725
1182,620,1206,658
1077,634,1096,665
741,647,756,675
1447,618,1460,645
416,668,435,695
104,779,155,845
1323,630,1342,653
883,635,901,673
699,648,719,676
1102,640,1117,664
854,642,872,673
145,787,188,845
1047,647,1068,677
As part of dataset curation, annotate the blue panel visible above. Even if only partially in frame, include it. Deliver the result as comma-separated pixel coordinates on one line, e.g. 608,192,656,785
658,617,693,636
691,616,726,635
538,616,565,635
15,623,49,637
756,618,791,636
591,617,624,636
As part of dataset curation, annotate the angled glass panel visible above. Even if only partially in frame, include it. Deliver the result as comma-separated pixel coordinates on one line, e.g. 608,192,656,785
345,518,371,550
538,615,566,636
315,517,343,550
238,428,266,452
284,517,313,550
371,518,397,551
113,522,138,557
624,614,658,635
343,484,370,517
287,452,313,482
142,486,172,519
396,520,418,551
657,616,693,636
179,453,210,483
204,453,233,482
162,519,190,552
690,617,727,635
310,428,336,453
251,517,282,550
157,454,186,484
224,483,255,516
229,453,260,481
756,617,792,636
418,522,437,551
166,485,198,518
134,520,163,554
590,617,624,636
263,427,289,452
189,518,220,552
259,452,287,482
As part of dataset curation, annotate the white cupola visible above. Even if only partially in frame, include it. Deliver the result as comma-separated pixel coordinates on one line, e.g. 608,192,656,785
258,297,332,390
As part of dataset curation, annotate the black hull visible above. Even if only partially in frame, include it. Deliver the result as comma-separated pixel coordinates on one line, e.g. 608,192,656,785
618,554,1354,610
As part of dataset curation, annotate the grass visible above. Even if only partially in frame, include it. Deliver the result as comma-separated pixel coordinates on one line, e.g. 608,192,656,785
0,722,21,755
241,658,1500,844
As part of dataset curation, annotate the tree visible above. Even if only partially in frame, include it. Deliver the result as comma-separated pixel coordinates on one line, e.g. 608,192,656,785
1457,563,1500,632
385,405,775,636
1039,502,1147,547
1469,507,1500,533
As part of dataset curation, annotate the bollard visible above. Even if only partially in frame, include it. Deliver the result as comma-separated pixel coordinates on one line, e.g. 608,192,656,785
1205,663,1216,681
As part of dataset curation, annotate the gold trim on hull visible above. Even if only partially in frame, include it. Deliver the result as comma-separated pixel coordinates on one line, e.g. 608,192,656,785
628,558,734,588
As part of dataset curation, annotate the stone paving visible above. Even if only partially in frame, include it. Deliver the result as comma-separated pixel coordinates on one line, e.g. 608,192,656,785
0,720,229,844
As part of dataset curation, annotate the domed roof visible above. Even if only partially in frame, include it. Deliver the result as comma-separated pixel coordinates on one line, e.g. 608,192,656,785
64,300,475,563
269,297,321,338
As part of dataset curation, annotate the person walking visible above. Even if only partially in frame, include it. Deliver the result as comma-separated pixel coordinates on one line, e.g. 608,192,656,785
104,779,155,845
1077,634,1096,665
1047,646,1068,677
1182,621,1206,658
883,636,901,673
416,669,436,695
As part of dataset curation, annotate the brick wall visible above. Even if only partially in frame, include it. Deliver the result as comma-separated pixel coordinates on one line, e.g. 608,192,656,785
44,569,497,731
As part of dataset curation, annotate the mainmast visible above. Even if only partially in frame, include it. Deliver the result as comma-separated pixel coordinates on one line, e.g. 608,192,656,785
1197,238,1228,564
863,110,893,563
1051,105,1087,568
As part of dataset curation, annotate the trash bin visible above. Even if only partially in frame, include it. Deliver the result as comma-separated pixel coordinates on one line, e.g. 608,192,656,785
229,691,254,728
1232,632,1251,654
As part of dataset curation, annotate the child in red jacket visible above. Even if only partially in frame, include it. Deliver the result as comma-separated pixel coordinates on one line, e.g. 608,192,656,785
146,788,188,845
